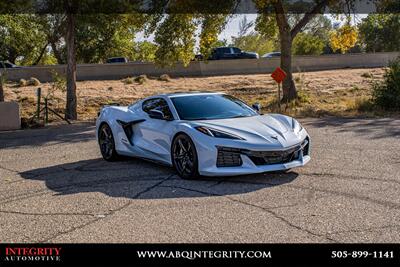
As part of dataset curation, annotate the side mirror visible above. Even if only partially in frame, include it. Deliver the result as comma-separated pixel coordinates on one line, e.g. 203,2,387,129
149,109,173,121
252,103,261,113
148,109,165,120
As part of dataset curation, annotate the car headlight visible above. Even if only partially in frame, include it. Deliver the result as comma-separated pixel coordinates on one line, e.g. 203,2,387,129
292,118,303,134
195,126,245,140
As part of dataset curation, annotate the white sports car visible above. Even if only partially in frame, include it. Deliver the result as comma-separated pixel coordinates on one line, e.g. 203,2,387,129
96,92,310,179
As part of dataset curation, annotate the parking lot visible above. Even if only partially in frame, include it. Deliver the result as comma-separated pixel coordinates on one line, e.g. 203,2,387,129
0,117,399,243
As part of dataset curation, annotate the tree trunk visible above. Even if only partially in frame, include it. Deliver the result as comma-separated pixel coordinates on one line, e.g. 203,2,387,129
280,29,297,102
0,71,4,102
50,40,65,64
33,43,49,66
65,12,77,120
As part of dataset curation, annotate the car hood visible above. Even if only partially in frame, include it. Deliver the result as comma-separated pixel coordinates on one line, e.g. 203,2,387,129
192,114,304,149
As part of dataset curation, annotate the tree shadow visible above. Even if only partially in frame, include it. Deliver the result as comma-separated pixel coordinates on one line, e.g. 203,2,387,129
0,122,95,149
19,157,299,199
302,117,400,139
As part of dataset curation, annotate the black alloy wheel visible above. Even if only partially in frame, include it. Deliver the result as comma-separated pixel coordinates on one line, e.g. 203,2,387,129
172,134,199,179
98,123,119,161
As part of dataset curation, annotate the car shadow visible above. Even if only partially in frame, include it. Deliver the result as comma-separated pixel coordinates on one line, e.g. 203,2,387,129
19,157,299,199
301,117,400,139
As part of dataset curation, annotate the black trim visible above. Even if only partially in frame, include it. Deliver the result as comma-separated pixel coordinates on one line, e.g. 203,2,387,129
116,119,146,146
216,147,243,167
216,138,309,167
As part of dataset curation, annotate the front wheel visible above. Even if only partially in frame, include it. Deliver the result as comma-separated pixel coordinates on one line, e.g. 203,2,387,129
171,134,199,179
98,123,120,161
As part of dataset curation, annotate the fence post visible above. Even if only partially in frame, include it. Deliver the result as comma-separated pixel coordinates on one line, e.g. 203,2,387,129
36,87,41,119
44,97,48,124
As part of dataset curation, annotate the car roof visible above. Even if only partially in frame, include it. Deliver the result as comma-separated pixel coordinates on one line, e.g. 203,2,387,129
156,91,224,98
215,46,238,49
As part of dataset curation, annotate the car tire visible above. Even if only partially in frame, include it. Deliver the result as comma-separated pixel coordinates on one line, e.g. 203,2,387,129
171,133,199,179
98,123,120,161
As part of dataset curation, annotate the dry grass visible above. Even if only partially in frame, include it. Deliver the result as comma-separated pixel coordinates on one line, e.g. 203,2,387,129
3,67,397,123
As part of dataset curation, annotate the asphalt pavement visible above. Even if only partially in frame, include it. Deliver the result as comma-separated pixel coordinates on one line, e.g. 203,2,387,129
0,117,399,243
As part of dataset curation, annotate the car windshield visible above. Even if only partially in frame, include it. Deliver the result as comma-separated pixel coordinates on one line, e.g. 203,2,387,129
171,94,257,120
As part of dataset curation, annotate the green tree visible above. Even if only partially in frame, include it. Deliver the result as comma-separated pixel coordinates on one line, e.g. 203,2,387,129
154,14,197,66
232,15,277,56
132,41,158,62
254,0,357,101
75,14,138,63
232,33,276,56
199,14,228,58
0,14,47,65
358,14,400,52
292,32,325,55
152,1,233,66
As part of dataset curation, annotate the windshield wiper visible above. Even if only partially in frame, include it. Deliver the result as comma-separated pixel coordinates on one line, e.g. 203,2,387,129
230,115,250,118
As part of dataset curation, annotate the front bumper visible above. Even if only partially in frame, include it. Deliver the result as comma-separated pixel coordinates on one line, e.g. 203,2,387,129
195,135,311,177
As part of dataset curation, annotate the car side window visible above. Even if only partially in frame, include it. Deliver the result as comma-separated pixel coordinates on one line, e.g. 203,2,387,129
232,47,241,54
221,48,231,54
142,98,173,120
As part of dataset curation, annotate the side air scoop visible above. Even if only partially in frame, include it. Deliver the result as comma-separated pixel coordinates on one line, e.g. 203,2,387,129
116,119,146,145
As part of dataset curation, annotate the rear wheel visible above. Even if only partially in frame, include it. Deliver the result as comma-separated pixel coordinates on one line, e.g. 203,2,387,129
172,134,199,179
98,123,119,161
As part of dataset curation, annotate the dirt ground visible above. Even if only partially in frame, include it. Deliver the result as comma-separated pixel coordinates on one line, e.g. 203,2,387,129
2,68,388,122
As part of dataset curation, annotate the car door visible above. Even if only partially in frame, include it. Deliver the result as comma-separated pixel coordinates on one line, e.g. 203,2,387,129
134,98,175,162
221,47,235,59
231,47,242,59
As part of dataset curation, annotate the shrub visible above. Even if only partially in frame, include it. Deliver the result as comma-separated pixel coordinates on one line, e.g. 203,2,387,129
372,57,400,111
159,74,171,82
134,74,147,84
123,77,134,84
50,70,66,93
19,79,28,87
361,72,373,79
28,77,41,86
297,90,311,104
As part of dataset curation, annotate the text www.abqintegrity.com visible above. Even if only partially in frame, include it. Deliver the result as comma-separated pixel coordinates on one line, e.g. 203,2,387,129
137,250,272,260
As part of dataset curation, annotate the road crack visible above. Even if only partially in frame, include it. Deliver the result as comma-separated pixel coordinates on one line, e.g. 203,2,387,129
159,185,338,243
40,174,175,242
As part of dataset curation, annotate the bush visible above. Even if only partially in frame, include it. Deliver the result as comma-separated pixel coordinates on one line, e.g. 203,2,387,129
28,77,41,86
159,74,171,82
19,79,27,87
123,77,134,84
372,57,400,111
134,75,147,84
361,72,373,79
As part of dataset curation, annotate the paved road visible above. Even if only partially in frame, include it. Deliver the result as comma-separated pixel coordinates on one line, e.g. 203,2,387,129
0,118,399,243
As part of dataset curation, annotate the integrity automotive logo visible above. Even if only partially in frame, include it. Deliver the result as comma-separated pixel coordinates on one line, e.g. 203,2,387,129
3,247,62,262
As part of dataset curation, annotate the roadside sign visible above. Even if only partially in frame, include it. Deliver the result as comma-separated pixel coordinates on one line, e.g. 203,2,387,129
271,67,287,84
271,67,286,112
